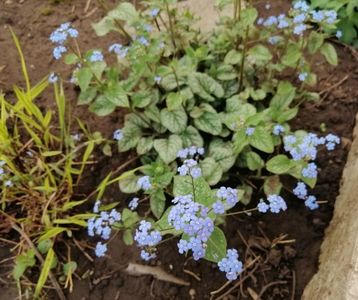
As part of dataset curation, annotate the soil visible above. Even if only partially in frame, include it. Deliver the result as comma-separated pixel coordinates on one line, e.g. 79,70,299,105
1,0,358,300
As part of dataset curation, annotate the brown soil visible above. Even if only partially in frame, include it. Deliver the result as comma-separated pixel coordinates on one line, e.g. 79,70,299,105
1,1,358,300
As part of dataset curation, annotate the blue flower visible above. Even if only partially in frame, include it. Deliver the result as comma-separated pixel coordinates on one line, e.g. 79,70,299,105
95,242,107,257
298,72,308,82
89,50,104,62
257,201,269,213
113,129,123,141
293,1,309,12
150,8,160,17
336,31,342,39
140,250,156,261
109,43,122,54
218,249,243,281
324,10,337,24
168,194,214,260
293,182,307,200
293,24,307,35
302,163,318,178
311,10,325,22
216,187,239,208
129,197,139,210
50,22,78,46
154,76,162,84
137,176,152,190
53,46,67,60
258,195,287,213
246,127,255,136
212,201,225,214
190,167,202,179
134,221,162,247
48,72,58,83
293,13,306,24
305,195,319,210
257,18,264,25
138,36,149,46
263,16,278,27
273,124,285,135
4,180,13,187
268,36,280,45
325,133,340,151
144,24,153,32
93,200,101,213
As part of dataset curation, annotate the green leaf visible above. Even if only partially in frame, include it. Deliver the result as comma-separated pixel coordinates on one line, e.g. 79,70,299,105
63,261,77,276
248,45,272,63
92,17,116,36
150,189,166,219
153,135,183,164
91,61,106,79
13,249,36,281
200,157,223,185
205,227,227,263
250,89,266,101
194,111,222,135
264,176,283,196
233,129,249,154
160,107,188,133
248,127,274,153
108,2,138,23
320,43,338,66
34,248,55,298
39,227,66,242
224,49,242,65
270,81,296,110
173,176,215,206
307,31,324,54
37,240,53,254
132,90,152,108
64,53,79,65
180,126,204,147
78,87,97,105
266,155,292,174
216,65,237,81
104,83,129,107
122,208,139,228
89,95,116,116
208,140,236,172
77,68,93,91
188,72,224,101
281,43,302,67
119,175,140,193
117,124,142,152
166,92,183,111
123,229,134,245
245,151,264,171
136,137,154,155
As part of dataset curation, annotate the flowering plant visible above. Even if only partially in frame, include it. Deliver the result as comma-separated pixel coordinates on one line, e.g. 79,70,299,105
50,0,342,280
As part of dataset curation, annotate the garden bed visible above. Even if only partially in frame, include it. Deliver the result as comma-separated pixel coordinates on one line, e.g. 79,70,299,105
1,0,358,299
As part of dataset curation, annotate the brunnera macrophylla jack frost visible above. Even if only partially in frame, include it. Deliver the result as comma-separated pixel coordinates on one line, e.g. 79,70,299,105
50,0,342,281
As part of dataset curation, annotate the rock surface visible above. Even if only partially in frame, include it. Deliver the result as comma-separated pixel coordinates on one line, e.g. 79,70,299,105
303,114,358,300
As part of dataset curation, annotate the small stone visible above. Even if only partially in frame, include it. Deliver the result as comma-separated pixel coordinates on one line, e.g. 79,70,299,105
189,288,196,299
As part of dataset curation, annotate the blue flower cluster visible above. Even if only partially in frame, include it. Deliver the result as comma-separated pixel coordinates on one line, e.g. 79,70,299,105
258,1,337,37
293,182,319,210
177,146,205,159
134,221,162,260
129,197,139,210
218,249,243,281
284,133,339,162
87,201,121,257
216,187,239,209
137,176,152,191
257,194,287,213
168,194,214,260
109,43,129,58
0,161,13,188
50,22,78,60
48,72,58,83
89,50,104,62
177,159,202,178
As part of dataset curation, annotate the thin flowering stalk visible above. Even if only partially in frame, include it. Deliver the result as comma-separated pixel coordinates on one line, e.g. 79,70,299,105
238,26,249,92
165,2,177,52
223,207,258,216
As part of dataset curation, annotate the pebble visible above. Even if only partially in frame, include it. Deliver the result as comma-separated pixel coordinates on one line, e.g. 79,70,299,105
189,288,196,299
